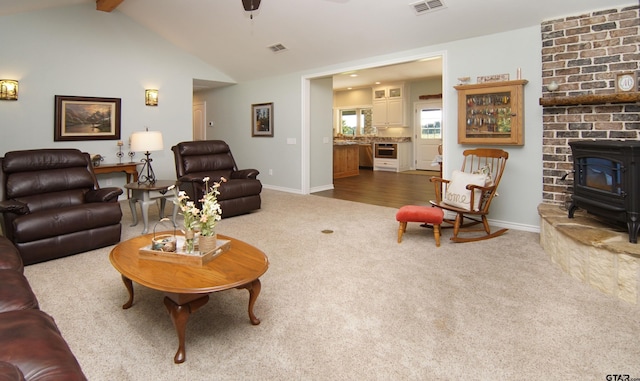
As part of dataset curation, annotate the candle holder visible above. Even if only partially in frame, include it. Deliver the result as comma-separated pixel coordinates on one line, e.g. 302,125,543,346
116,141,124,164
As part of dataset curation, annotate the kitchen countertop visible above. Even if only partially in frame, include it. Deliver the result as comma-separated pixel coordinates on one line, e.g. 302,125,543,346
333,137,411,145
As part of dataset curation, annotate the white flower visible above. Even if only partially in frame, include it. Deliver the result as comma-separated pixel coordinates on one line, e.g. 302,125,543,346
199,177,223,236
171,178,224,236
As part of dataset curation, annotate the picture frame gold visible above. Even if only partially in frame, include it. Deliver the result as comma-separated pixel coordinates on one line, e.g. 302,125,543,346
54,95,121,141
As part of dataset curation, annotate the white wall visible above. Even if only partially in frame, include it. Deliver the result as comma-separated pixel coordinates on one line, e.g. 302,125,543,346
200,73,304,191
324,27,543,230
206,26,543,230
334,88,371,109
1,4,543,230
0,4,232,194
445,26,543,231
309,78,334,190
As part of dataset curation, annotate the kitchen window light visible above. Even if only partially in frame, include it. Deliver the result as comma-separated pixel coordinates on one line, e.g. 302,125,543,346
338,107,373,136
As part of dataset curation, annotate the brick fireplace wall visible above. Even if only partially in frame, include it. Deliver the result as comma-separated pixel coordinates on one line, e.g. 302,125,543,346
540,5,640,205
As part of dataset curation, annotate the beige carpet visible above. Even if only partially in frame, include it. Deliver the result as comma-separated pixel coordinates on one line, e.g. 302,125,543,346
23,189,640,380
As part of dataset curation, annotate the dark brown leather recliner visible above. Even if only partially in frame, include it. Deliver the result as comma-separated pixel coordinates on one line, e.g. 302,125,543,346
0,149,123,265
172,140,262,218
0,236,87,380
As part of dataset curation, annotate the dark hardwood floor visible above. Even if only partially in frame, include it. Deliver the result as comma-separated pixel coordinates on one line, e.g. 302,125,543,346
312,168,438,209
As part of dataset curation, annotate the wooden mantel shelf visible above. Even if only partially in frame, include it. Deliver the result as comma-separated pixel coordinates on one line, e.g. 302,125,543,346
539,92,640,106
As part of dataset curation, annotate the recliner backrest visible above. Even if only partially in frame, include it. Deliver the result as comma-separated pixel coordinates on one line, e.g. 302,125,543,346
1,149,96,213
173,140,238,178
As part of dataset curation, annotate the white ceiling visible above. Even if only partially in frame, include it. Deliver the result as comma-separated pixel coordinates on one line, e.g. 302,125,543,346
1,0,635,90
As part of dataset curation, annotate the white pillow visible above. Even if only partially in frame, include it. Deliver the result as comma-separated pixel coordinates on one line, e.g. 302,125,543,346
444,170,488,211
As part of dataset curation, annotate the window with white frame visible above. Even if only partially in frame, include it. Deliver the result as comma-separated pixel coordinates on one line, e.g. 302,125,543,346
338,108,373,136
420,108,442,139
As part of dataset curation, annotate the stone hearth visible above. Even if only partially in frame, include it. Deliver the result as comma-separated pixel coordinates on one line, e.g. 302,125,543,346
538,203,640,304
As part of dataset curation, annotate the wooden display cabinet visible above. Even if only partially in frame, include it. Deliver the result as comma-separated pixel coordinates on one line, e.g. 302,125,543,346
455,79,527,145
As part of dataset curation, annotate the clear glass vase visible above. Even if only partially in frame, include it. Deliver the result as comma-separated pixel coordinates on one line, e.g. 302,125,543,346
184,230,195,253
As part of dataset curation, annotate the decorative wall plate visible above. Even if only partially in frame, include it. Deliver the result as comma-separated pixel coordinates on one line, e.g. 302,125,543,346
616,72,637,93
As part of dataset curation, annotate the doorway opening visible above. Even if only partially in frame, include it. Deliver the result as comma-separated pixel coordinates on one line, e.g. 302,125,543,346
193,101,206,141
306,53,445,204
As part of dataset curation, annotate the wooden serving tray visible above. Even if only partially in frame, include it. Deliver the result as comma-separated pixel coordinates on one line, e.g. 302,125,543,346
139,236,231,266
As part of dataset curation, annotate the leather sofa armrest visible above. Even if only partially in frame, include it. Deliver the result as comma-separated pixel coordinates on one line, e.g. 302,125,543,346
232,169,260,179
0,200,29,215
0,361,25,381
85,187,123,203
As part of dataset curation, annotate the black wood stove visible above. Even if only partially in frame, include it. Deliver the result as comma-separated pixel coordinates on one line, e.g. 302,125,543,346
568,140,640,243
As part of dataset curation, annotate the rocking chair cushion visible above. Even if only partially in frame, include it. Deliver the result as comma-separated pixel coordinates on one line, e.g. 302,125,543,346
395,205,444,224
444,170,487,211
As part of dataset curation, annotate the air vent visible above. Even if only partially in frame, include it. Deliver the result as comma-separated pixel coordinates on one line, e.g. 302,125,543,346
268,43,288,53
410,0,446,15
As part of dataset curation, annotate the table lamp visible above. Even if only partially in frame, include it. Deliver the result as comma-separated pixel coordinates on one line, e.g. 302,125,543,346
130,128,163,184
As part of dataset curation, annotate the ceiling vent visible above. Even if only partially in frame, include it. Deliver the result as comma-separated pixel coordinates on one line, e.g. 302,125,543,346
268,43,288,53
410,0,446,15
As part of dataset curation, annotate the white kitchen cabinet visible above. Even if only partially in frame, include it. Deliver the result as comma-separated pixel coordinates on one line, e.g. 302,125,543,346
398,142,411,170
372,83,407,127
373,142,411,172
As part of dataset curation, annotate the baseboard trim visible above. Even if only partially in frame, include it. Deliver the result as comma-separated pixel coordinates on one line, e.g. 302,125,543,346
489,218,540,233
262,184,305,194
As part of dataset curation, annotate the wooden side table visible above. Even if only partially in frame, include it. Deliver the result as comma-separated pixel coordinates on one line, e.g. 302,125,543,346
92,162,142,198
124,180,178,234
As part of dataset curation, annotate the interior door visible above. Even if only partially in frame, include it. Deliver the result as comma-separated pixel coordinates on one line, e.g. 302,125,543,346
192,101,206,141
414,100,442,170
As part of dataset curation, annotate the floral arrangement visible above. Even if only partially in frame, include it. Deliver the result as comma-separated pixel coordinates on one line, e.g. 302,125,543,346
198,176,224,236
169,176,225,236
172,187,200,232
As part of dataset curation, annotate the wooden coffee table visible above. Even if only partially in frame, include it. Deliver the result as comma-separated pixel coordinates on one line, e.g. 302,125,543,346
109,232,269,363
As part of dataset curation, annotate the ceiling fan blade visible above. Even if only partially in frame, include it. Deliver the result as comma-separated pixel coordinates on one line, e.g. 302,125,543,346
242,0,261,11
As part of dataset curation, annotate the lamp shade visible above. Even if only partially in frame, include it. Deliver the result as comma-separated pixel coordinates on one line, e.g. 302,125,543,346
130,130,163,152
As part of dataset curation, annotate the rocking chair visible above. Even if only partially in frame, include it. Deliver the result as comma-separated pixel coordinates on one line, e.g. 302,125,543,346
429,148,508,243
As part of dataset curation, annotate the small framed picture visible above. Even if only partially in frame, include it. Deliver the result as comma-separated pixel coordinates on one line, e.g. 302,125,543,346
251,102,274,137
54,95,121,141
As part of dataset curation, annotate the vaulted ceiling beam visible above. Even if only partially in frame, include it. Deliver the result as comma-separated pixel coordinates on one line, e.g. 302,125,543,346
96,0,124,12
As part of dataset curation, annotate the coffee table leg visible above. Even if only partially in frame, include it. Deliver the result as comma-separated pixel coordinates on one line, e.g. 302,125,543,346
163,295,209,364
237,278,262,325
121,275,134,309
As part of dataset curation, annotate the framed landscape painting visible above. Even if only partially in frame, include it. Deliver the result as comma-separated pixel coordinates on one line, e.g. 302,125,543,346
251,102,274,137
54,95,121,141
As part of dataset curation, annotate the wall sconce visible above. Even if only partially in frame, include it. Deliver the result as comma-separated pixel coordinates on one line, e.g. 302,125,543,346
0,80,18,101
145,89,158,106
547,81,559,92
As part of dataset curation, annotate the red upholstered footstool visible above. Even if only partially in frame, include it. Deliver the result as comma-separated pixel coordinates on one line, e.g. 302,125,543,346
395,205,444,247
